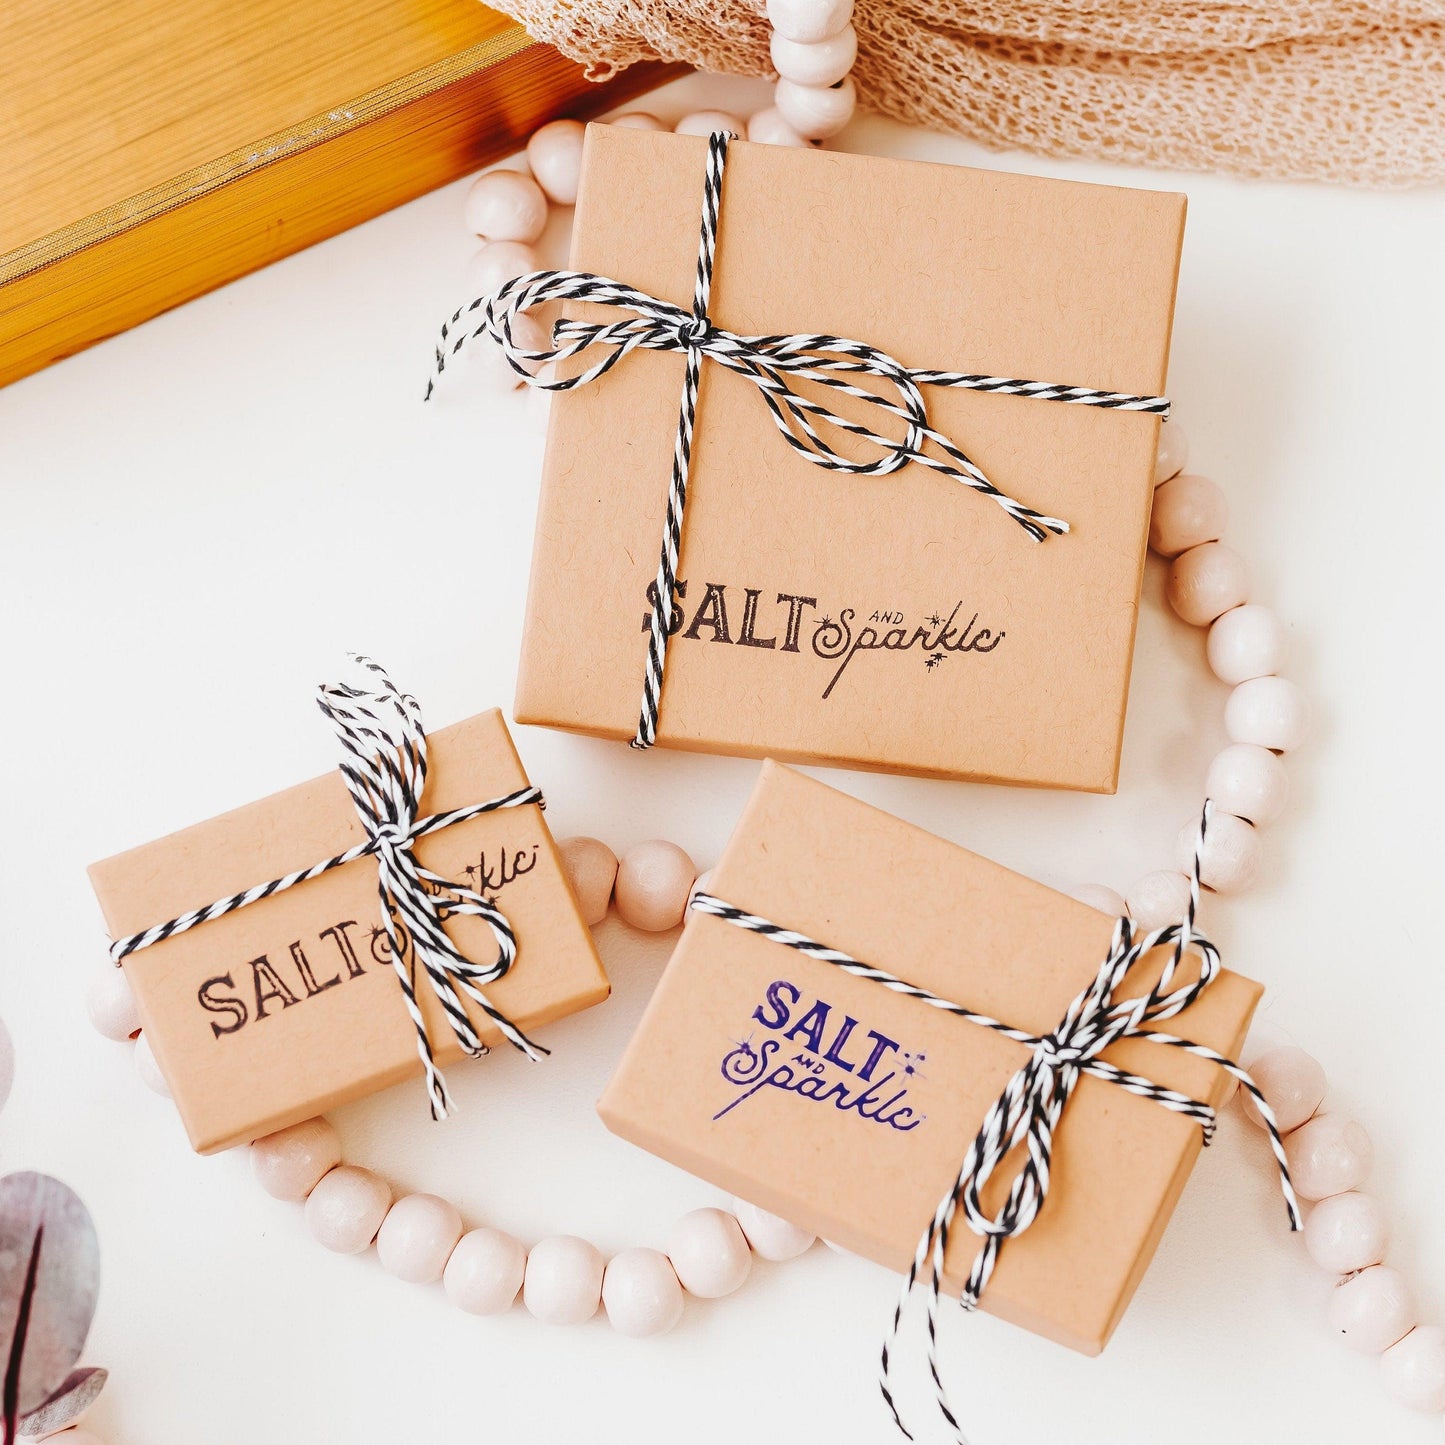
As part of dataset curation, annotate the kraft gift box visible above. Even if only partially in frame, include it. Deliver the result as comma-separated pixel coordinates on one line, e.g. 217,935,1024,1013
89,709,608,1154
515,126,1187,791
598,762,1260,1354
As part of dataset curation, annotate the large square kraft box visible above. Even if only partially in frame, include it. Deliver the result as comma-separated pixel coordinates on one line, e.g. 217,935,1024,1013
515,127,1186,791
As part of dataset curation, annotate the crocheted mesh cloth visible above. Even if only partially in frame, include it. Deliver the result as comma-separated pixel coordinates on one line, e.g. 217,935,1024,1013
495,0,1445,184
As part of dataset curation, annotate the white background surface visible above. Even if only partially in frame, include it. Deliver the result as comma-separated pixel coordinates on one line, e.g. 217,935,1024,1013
3,70,1443,1445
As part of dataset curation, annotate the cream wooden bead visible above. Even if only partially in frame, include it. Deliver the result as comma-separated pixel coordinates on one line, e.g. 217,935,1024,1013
464,240,542,300
1166,542,1250,627
675,110,746,138
1285,1114,1373,1200
444,1227,527,1315
134,1031,170,1097
770,25,857,86
733,1197,816,1261
767,0,854,43
1241,1045,1326,1133
1153,421,1189,485
1176,812,1260,893
86,966,142,1040
1206,743,1289,825
602,1247,685,1337
463,169,548,243
1381,1325,1445,1412
525,119,585,204
1327,1265,1416,1353
774,77,856,139
558,836,618,927
615,840,697,931
251,1118,341,1201
1068,883,1126,916
608,111,666,131
524,1235,605,1324
465,310,545,390
305,1166,391,1254
376,1192,464,1284
688,869,714,907
1206,604,1286,684
1148,473,1227,558
748,106,812,148
1304,1192,1389,1275
1224,676,1311,752
667,1207,752,1297
1125,869,1192,929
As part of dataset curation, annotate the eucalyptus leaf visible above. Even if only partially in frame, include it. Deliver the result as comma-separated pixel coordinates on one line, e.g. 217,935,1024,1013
0,1172,100,1423
17,1366,107,1436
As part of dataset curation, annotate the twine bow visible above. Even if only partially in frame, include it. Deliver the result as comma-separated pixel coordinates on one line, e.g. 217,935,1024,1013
690,800,1301,1444
110,657,547,1119
427,130,1171,750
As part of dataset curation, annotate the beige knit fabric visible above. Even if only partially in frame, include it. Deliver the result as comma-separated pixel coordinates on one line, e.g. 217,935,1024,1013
496,0,1445,184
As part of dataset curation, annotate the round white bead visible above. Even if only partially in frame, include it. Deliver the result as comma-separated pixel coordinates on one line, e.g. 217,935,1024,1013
1206,604,1287,684
1153,421,1189,485
1125,869,1192,929
615,840,697,932
444,1227,527,1315
250,1117,342,1201
376,1192,464,1284
1381,1325,1445,1412
1224,676,1310,752
1166,542,1251,627
666,1207,752,1297
774,77,856,139
1327,1265,1416,1353
1285,1114,1374,1199
305,1166,391,1254
688,869,714,908
86,966,142,1041
767,0,854,43
1304,1192,1389,1275
558,835,619,927
732,1197,816,1261
463,168,548,243
674,110,746,139
770,25,857,86
464,310,546,390
1067,883,1126,916
1205,743,1289,825
463,241,542,302
523,1235,604,1324
1175,811,1260,893
602,1247,685,1337
1148,474,1227,558
747,106,812,148
1240,1045,1326,1133
134,1031,170,1096
525,119,586,204
607,111,666,131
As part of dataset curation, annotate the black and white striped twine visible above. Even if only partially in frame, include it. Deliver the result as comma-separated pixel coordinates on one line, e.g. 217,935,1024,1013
110,657,547,1120
427,129,1171,750
690,798,1301,1444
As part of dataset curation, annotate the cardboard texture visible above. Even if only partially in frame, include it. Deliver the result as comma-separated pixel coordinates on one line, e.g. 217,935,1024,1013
599,763,1260,1354
516,127,1187,792
89,709,608,1154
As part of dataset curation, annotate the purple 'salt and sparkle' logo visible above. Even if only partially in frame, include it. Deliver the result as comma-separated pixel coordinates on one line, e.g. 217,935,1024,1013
713,979,926,1133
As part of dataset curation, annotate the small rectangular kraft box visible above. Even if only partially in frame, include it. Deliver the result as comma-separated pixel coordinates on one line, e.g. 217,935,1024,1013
599,762,1260,1355
89,709,608,1154
516,126,1187,792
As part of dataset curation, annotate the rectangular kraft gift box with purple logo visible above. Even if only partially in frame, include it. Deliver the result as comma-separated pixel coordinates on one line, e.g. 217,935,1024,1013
598,762,1261,1354
514,125,1187,791
88,709,608,1155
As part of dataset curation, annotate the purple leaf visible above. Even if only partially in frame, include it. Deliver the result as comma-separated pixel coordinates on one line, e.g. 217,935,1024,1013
17,1367,107,1437
0,1172,99,1432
